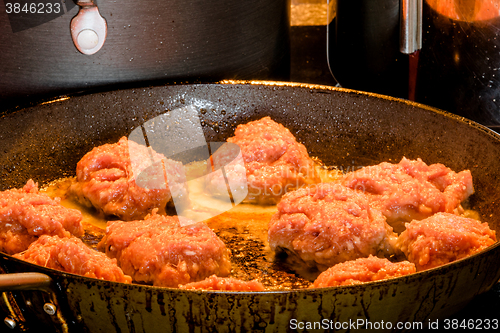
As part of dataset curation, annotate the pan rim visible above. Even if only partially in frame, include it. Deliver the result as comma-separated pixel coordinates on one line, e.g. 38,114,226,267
5,78,500,142
221,79,500,142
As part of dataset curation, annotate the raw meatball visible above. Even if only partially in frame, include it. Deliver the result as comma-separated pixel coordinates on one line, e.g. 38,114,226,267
343,157,474,232
70,137,188,221
14,235,132,283
397,212,496,271
220,117,320,204
0,180,83,255
311,255,416,287
97,212,232,287
268,183,399,270
179,275,265,291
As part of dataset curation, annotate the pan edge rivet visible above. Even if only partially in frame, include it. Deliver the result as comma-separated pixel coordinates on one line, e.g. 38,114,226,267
4,317,16,329
43,303,57,316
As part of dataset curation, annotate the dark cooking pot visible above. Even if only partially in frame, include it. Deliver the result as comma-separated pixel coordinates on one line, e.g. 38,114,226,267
0,0,290,110
1,81,500,332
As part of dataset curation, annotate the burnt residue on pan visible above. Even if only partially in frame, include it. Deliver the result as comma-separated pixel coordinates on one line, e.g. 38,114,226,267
215,227,313,290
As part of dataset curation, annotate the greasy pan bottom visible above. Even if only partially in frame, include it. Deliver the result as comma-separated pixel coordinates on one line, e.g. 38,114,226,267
1,81,500,332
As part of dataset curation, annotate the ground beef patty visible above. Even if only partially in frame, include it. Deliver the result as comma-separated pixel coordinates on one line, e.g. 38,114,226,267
97,212,232,287
342,157,474,232
179,275,265,291
0,180,83,255
397,212,496,271
212,116,320,204
14,235,132,283
311,255,416,287
268,183,399,270
70,137,188,221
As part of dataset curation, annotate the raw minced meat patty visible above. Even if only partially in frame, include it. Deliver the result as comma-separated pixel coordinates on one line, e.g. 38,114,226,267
70,136,188,221
14,235,132,283
268,182,400,270
0,180,84,255
397,212,496,271
342,157,474,232
179,275,265,291
210,117,320,204
311,255,416,287
97,212,232,287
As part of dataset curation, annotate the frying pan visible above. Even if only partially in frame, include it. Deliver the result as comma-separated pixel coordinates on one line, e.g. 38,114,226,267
1,81,500,332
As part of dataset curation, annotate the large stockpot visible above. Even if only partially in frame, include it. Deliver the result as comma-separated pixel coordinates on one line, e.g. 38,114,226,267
1,81,500,332
0,0,290,110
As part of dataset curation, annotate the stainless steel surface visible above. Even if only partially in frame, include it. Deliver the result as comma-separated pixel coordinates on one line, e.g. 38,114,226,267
400,0,423,54
4,317,16,329
43,303,57,316
70,0,107,55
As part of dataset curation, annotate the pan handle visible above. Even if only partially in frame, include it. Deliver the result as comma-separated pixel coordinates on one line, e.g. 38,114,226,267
0,272,52,291
0,273,70,332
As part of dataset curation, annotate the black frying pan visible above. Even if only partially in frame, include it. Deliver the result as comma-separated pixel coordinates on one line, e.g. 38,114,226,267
1,81,500,332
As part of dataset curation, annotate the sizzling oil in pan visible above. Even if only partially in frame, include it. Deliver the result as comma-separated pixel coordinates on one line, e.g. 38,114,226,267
39,162,342,291
39,160,481,291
